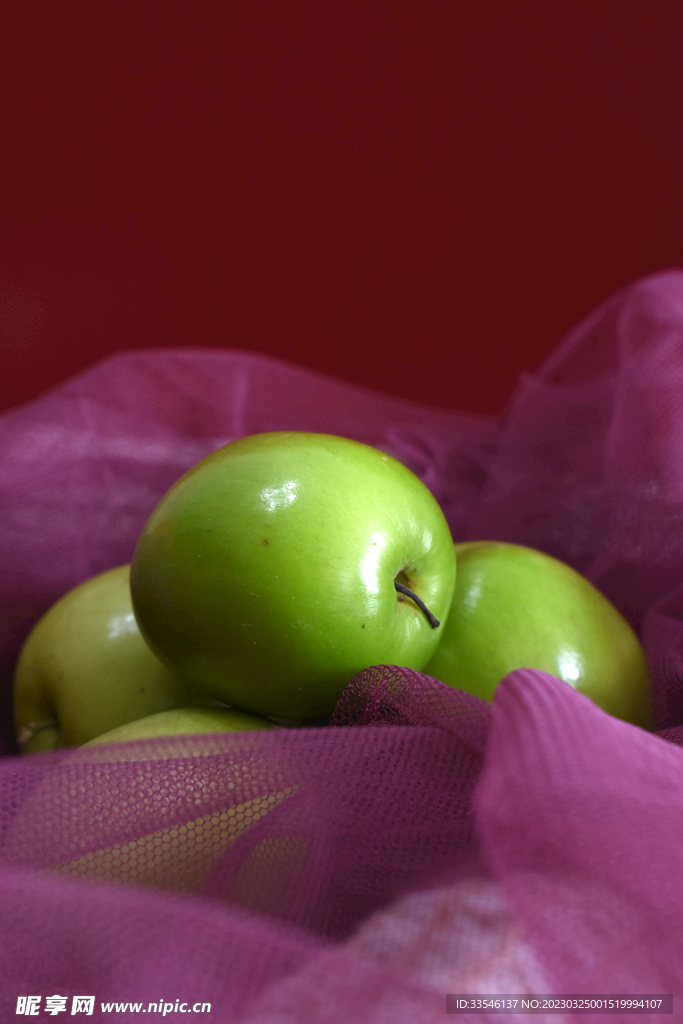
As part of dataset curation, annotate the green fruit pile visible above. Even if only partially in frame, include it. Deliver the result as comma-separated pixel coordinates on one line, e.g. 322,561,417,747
13,431,652,752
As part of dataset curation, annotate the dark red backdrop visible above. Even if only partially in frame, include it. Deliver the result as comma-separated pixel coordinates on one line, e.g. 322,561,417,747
2,2,683,417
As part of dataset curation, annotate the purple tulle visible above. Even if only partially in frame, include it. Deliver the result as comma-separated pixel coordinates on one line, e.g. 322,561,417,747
2,272,683,1021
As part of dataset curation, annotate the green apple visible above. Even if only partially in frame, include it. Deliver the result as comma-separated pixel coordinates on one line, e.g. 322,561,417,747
6,709,288,893
84,706,276,746
13,564,212,752
131,432,456,719
423,541,652,728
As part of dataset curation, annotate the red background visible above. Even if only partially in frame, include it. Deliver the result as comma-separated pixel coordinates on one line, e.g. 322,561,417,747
2,1,683,418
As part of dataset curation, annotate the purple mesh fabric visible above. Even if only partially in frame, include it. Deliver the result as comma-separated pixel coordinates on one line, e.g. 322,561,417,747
2,271,683,1020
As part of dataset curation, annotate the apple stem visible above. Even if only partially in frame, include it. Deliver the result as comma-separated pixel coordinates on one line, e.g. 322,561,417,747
16,716,60,747
394,581,440,628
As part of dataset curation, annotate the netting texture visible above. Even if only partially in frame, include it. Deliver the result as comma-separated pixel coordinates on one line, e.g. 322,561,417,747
2,271,683,1021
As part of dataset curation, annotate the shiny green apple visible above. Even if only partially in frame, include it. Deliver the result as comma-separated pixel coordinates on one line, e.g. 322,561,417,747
84,705,276,746
14,564,211,752
131,431,456,719
423,541,652,728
